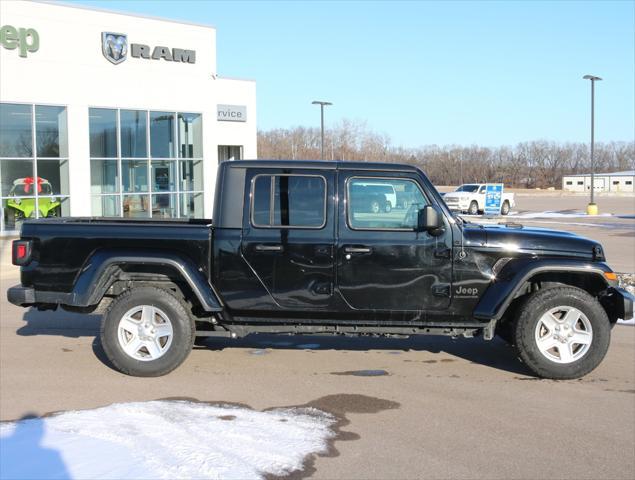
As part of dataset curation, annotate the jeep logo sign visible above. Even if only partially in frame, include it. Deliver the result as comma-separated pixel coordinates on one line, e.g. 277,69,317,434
101,32,195,65
0,25,39,58
217,105,247,122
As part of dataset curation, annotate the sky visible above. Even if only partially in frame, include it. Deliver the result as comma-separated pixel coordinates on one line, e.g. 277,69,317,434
76,0,634,148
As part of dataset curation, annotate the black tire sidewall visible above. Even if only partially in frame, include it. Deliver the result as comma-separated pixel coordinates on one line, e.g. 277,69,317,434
513,287,610,379
501,201,510,215
100,286,195,377
469,201,478,215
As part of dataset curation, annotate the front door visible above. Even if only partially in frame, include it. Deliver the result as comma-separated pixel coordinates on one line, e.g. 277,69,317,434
241,169,336,310
337,173,453,312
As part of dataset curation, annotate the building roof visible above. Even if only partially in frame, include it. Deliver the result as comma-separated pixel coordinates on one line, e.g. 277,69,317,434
564,170,635,178
40,0,216,30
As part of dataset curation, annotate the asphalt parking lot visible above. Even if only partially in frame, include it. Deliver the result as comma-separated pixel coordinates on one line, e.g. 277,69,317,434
1,192,634,479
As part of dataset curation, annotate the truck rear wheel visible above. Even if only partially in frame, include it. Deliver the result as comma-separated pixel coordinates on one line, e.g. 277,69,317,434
512,286,610,379
501,201,510,215
100,286,195,377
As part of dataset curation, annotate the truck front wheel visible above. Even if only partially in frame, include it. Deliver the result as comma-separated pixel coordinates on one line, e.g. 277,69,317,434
512,286,610,379
468,201,479,215
100,286,195,377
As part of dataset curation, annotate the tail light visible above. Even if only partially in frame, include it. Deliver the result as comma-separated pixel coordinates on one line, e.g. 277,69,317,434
12,240,32,266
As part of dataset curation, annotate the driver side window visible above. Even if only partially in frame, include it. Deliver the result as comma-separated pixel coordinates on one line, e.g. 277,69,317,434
347,177,428,230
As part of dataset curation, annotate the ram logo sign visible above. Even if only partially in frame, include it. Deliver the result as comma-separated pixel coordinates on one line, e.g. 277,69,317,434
102,32,128,65
101,31,196,65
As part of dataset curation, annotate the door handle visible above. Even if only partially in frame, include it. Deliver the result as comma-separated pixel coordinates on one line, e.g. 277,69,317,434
344,246,371,254
255,244,283,252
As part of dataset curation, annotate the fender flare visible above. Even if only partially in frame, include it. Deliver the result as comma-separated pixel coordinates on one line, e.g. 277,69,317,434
473,259,612,321
71,249,223,312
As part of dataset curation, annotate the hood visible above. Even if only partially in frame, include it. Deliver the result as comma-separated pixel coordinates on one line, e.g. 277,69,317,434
463,223,601,259
444,192,468,200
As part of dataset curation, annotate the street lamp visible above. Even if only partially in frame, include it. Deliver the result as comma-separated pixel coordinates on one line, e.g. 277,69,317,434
312,100,332,160
583,74,602,215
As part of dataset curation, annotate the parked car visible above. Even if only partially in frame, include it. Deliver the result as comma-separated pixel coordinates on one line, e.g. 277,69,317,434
350,183,393,213
443,183,515,215
8,160,633,379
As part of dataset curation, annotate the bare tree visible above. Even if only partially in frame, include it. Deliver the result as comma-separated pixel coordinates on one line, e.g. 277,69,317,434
258,121,634,188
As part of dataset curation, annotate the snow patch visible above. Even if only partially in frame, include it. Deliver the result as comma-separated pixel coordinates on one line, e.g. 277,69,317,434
0,400,336,480
509,210,613,219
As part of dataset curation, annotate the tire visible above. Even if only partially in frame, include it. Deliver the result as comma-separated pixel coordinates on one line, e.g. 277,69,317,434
370,200,380,214
100,286,195,377
468,201,479,215
384,203,392,213
402,200,410,209
512,286,610,380
501,201,510,216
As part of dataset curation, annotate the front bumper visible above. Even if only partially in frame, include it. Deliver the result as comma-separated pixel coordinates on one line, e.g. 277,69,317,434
602,287,634,321
445,199,470,211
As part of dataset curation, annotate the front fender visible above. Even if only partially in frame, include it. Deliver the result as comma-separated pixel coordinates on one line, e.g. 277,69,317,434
473,258,613,320
72,249,222,312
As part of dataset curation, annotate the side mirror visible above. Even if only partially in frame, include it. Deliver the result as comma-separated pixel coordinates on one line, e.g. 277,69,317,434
417,205,444,234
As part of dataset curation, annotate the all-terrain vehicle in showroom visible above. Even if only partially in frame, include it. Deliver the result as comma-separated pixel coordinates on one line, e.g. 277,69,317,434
8,161,633,378
5,177,61,227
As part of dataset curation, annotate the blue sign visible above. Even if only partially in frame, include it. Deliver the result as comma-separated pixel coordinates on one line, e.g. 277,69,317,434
484,184,504,215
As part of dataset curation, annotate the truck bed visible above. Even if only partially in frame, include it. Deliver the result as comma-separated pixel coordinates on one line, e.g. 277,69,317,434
19,217,212,293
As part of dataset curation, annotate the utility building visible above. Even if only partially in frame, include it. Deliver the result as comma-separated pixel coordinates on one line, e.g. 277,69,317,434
562,171,634,193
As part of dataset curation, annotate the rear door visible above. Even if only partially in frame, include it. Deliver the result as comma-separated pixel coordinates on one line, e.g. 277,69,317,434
241,169,336,310
337,172,453,312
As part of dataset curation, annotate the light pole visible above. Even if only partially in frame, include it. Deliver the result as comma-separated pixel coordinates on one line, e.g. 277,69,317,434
312,100,332,160
583,74,602,214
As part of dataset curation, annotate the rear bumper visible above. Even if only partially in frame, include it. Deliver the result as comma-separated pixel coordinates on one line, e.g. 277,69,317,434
7,285,35,306
7,285,74,307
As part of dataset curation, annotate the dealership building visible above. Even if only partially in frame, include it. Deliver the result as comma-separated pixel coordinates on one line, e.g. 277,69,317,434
0,0,256,235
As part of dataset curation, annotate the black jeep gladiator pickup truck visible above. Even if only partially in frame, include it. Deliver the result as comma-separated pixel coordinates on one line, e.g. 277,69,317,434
8,160,634,378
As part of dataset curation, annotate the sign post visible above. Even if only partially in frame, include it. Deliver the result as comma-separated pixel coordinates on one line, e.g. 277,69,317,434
484,184,504,216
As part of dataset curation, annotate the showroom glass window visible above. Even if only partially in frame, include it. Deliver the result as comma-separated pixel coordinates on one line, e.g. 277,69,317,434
0,103,70,235
90,109,204,218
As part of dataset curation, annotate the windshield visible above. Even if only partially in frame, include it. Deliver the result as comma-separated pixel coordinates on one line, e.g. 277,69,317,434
455,184,479,193
9,179,53,196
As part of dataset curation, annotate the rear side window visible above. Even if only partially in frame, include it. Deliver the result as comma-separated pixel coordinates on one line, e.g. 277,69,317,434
251,174,326,228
